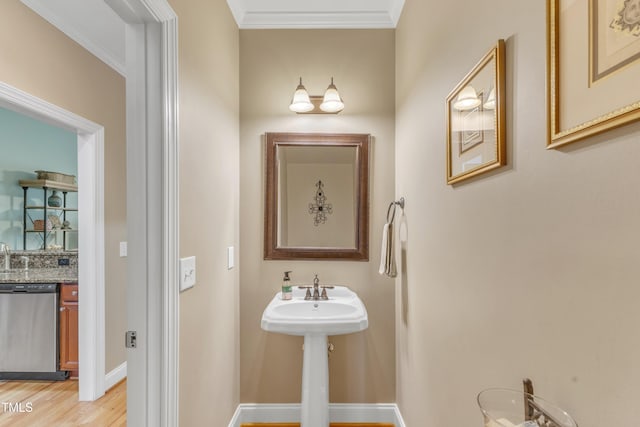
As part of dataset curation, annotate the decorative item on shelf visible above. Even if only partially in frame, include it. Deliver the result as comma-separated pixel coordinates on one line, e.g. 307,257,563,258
35,170,76,184
62,220,71,230
289,77,344,114
48,215,62,229
33,219,53,231
47,190,62,207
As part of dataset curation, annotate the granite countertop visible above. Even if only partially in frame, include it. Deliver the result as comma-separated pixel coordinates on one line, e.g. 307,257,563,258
0,268,78,284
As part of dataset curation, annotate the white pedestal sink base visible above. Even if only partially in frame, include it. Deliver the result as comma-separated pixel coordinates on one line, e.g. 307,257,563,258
260,286,369,427
301,334,329,427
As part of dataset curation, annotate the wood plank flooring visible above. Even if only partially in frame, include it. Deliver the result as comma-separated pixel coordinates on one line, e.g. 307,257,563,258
0,379,126,427
241,424,394,427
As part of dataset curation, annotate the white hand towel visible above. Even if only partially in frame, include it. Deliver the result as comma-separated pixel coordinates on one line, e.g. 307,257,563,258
378,223,389,275
378,222,397,277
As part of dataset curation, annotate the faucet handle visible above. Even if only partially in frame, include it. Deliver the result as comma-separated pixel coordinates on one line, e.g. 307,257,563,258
319,285,334,300
298,286,312,300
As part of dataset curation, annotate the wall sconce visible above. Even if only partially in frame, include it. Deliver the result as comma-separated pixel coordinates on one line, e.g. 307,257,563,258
453,85,481,111
289,77,344,114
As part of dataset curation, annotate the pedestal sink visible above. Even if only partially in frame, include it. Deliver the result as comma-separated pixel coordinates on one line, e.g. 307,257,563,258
261,285,368,427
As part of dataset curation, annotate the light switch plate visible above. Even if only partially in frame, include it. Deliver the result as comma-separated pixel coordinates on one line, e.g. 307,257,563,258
180,256,196,291
119,241,127,257
227,246,234,270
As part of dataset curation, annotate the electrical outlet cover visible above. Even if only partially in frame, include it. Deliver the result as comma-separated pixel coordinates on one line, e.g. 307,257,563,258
180,256,196,291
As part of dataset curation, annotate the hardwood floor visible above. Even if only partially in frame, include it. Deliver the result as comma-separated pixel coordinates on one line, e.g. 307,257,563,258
241,424,395,427
0,379,126,427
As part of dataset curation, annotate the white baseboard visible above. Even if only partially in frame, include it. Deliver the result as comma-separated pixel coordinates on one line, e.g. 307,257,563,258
228,403,406,427
104,362,127,391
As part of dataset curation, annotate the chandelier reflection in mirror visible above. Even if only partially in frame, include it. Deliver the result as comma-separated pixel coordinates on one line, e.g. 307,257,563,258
308,180,333,226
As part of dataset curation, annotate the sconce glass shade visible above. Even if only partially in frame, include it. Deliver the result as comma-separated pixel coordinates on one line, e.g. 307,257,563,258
289,78,314,113
483,87,496,110
319,78,344,113
453,85,481,111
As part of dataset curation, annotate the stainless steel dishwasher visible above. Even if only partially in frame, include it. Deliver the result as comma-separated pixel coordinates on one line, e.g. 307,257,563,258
0,283,67,380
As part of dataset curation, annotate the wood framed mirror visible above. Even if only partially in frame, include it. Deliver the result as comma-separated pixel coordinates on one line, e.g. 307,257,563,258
264,132,370,260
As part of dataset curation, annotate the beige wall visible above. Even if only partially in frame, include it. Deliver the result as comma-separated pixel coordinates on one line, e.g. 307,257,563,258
396,1,640,426
0,1,126,374
169,0,240,425
240,29,396,403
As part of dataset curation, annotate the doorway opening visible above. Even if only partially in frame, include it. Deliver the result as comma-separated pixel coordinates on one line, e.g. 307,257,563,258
0,81,107,401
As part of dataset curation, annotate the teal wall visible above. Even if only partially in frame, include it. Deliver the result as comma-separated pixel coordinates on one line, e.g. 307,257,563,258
0,107,77,250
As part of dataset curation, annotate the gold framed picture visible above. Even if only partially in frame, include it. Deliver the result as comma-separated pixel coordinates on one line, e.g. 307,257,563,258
547,0,640,148
446,40,506,185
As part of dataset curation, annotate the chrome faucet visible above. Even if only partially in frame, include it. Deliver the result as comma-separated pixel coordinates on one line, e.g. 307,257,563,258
0,243,10,271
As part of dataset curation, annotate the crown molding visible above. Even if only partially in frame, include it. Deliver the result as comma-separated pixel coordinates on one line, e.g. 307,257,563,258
227,0,405,29
238,11,396,29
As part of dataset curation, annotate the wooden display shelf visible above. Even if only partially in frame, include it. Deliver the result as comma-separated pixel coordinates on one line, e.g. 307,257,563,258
19,179,78,192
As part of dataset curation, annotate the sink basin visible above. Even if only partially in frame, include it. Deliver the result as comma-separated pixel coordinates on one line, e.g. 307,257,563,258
261,285,368,336
261,285,368,427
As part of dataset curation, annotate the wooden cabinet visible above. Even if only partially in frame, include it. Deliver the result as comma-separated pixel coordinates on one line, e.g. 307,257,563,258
59,283,79,376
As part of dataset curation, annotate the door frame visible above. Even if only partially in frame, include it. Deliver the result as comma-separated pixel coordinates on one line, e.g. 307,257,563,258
105,0,179,425
0,81,106,401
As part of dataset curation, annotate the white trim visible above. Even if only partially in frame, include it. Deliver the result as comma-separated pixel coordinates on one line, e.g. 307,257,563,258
393,404,407,427
228,403,406,427
237,11,397,29
105,0,179,425
77,128,106,402
105,362,128,391
226,0,407,29
225,0,246,28
388,0,406,27
227,405,242,427
20,0,126,76
160,14,180,427
0,82,102,133
0,81,106,402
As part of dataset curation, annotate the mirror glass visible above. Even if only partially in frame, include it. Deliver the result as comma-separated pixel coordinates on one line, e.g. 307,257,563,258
265,133,369,260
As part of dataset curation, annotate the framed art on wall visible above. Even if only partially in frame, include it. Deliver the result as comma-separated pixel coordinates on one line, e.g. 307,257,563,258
547,0,640,148
446,39,506,185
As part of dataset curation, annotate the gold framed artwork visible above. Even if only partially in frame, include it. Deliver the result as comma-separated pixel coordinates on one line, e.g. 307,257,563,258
547,0,640,148
446,39,506,185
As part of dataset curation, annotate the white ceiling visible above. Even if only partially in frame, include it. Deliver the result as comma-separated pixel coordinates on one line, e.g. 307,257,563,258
20,0,405,77
21,0,127,76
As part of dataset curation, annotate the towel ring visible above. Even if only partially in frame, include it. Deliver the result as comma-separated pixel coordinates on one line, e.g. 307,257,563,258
387,203,397,224
386,197,405,224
